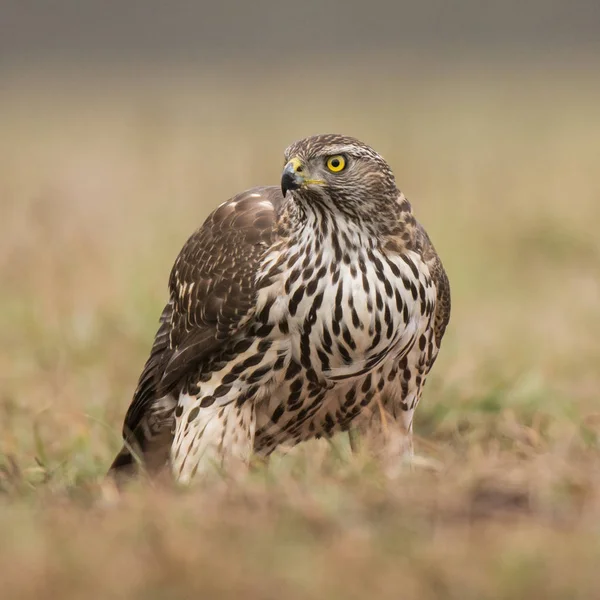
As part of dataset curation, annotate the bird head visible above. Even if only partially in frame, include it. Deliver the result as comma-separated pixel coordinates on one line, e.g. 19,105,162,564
281,134,399,222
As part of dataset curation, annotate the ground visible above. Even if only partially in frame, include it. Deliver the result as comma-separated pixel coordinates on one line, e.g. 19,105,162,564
1,64,599,599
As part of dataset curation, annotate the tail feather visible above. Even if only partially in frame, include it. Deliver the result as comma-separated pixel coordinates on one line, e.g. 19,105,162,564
107,395,176,484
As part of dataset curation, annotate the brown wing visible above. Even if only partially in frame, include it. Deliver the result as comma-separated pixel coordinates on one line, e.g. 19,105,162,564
121,300,175,437
120,186,285,440
417,223,451,346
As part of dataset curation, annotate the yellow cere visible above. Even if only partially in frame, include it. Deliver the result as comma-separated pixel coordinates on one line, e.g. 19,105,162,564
326,155,346,172
288,157,303,173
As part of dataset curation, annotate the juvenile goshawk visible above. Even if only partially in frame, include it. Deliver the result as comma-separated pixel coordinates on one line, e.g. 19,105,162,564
109,134,450,483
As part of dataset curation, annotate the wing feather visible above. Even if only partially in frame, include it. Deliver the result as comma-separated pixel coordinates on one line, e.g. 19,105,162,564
416,223,451,346
121,186,285,438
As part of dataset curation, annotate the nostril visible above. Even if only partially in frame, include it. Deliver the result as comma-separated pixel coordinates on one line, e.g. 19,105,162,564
296,165,303,173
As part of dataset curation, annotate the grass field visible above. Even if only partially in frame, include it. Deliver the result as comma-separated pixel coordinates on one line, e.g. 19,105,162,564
1,64,600,599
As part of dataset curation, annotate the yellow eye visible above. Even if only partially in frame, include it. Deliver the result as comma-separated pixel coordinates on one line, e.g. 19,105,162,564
326,155,346,172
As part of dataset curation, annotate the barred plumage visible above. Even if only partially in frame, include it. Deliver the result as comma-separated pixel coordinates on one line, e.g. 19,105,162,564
109,134,450,483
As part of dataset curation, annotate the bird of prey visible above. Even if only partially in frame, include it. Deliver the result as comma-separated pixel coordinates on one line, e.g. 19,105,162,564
109,134,450,484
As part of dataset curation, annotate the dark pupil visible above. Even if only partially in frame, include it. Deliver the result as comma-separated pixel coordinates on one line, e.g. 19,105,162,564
331,159,339,168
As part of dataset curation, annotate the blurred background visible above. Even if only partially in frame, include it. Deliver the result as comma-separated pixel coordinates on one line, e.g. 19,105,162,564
1,2,600,598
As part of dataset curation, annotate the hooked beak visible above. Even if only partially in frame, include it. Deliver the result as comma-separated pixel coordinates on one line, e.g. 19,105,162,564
281,157,304,197
281,157,325,197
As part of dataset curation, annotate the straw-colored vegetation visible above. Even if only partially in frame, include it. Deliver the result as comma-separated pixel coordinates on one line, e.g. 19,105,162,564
1,65,599,599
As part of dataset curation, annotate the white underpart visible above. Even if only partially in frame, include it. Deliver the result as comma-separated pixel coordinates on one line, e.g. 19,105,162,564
172,340,283,482
171,199,439,481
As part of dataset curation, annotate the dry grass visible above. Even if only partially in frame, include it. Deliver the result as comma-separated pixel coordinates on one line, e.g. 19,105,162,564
1,63,600,599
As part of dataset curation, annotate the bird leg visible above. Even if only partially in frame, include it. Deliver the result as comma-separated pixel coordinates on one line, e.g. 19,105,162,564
351,399,441,476
348,427,362,453
349,395,391,455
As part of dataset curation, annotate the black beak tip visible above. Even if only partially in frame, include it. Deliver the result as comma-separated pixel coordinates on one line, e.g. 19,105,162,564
281,172,297,197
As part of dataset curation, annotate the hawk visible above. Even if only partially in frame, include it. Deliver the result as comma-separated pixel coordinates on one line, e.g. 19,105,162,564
109,134,450,484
